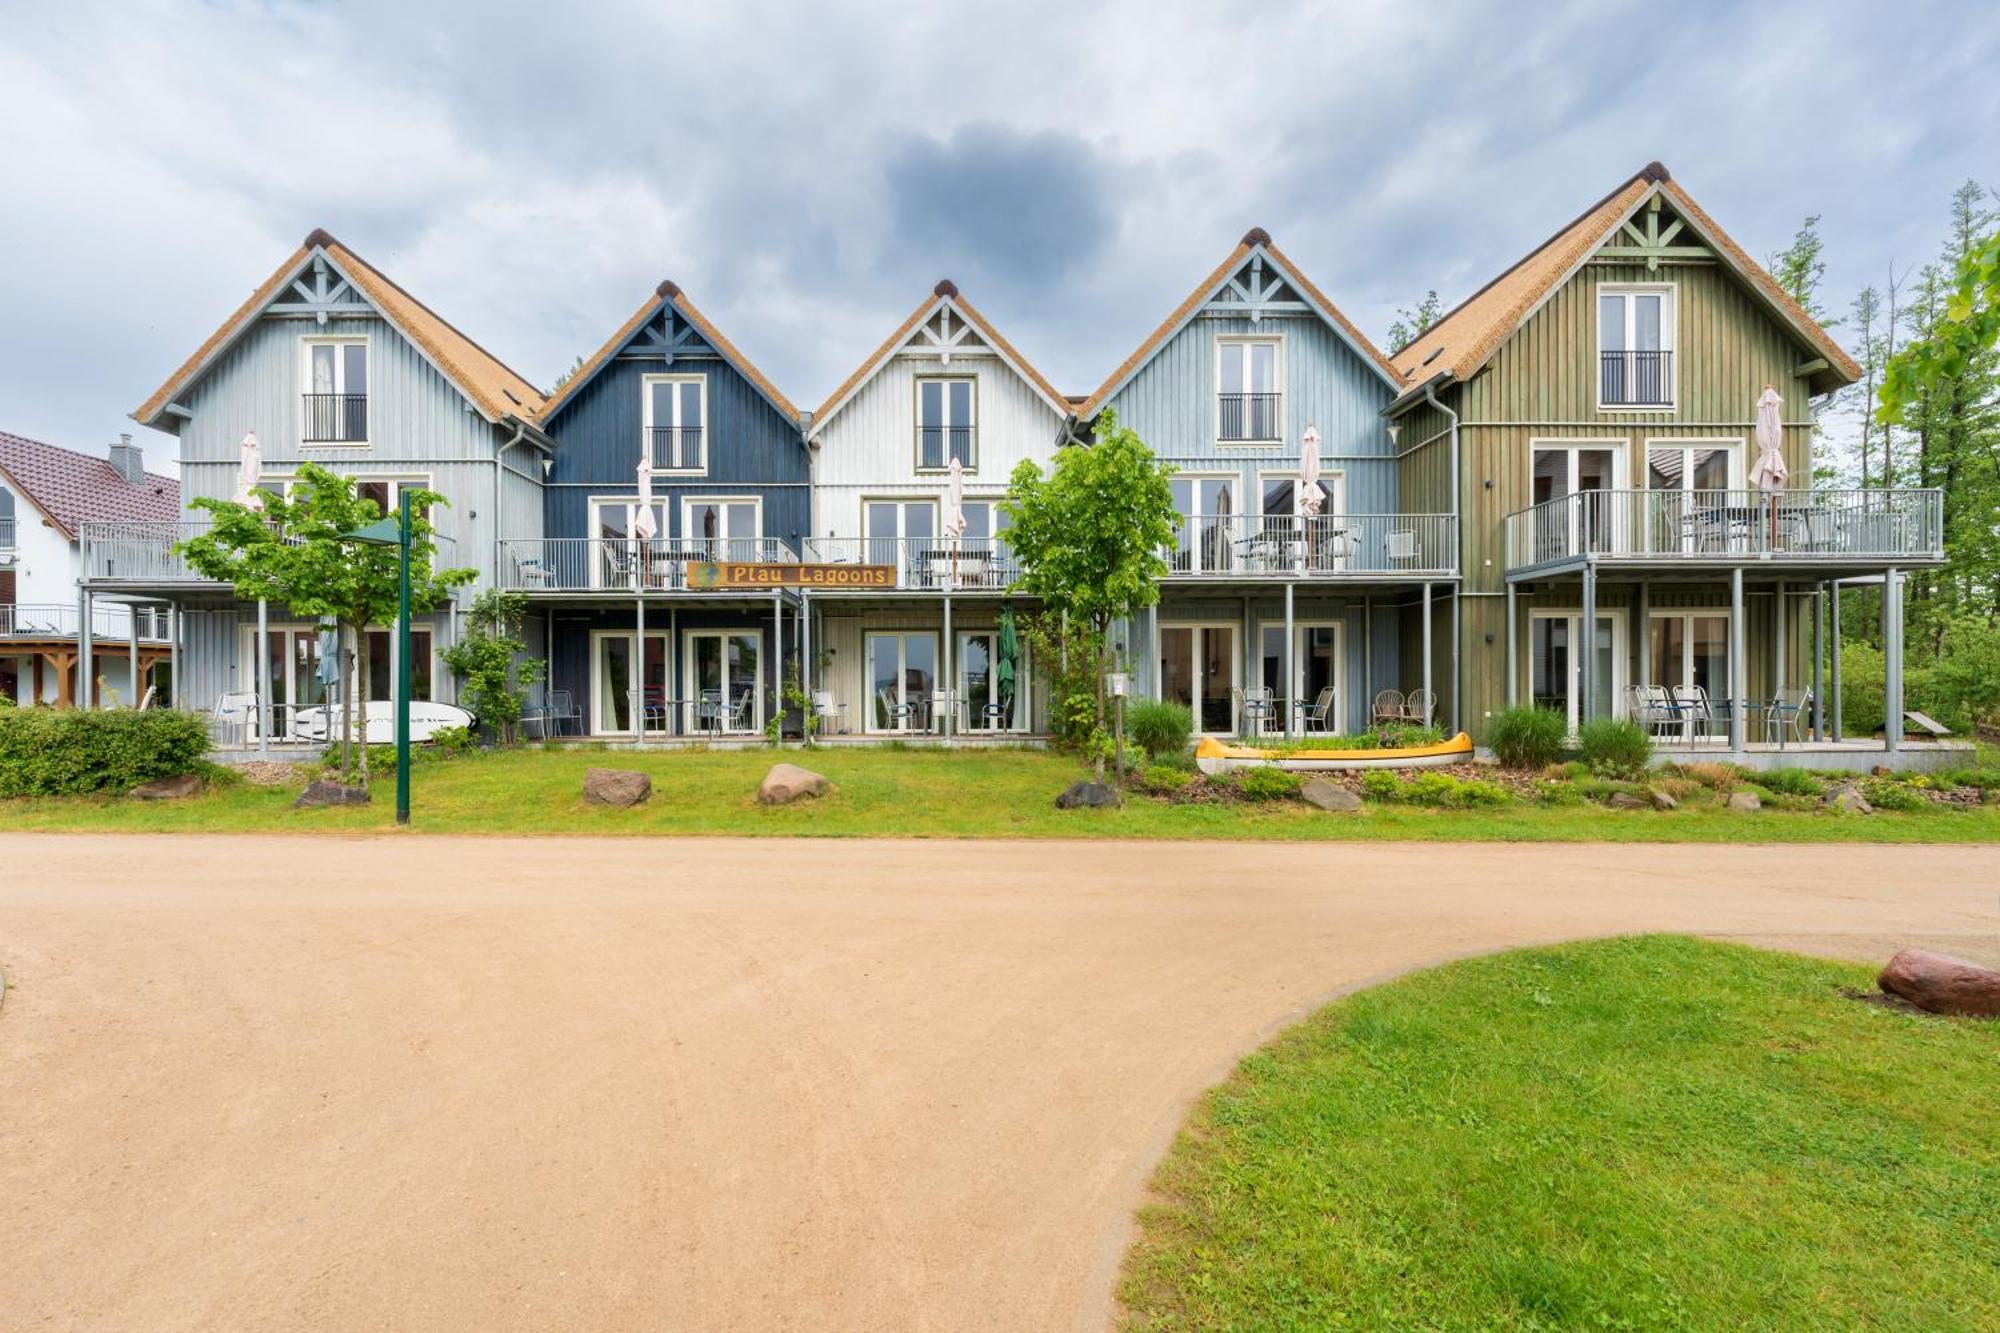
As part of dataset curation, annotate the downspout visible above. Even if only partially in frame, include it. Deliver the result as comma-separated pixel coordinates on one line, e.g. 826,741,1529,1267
494,419,527,589
1424,382,1462,732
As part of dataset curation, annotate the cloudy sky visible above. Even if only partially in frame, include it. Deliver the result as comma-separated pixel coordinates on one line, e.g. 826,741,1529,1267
2,0,1996,466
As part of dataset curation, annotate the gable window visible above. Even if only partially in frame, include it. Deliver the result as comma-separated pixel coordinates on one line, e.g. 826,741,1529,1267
0,484,13,548
302,338,368,444
917,378,975,471
645,375,706,473
1598,286,1674,408
1217,338,1281,442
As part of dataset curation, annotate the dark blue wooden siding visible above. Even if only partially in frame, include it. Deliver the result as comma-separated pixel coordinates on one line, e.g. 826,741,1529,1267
541,348,809,548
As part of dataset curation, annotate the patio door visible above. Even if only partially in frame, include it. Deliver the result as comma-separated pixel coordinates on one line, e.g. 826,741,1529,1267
242,625,323,738
685,630,762,734
958,629,1028,732
1649,612,1730,738
1531,444,1619,560
1529,611,1622,733
1168,476,1237,574
1159,624,1238,734
591,630,670,736
1258,622,1343,732
867,631,937,733
866,501,936,583
1647,442,1742,552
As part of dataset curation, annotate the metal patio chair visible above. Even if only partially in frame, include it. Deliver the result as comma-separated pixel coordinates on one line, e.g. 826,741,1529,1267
544,689,582,737
208,691,257,746
1669,685,1713,742
1299,685,1337,733
876,687,915,731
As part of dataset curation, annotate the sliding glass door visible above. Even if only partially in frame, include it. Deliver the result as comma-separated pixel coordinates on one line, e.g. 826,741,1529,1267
1258,622,1342,731
867,632,937,733
1529,612,1621,732
1160,624,1238,734
685,631,762,734
1649,612,1730,738
958,629,1028,731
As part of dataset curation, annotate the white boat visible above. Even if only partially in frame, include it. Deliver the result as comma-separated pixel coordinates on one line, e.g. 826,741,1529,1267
289,701,475,744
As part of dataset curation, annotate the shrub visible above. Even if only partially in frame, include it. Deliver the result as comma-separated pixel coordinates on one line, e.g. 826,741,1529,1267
1860,777,1931,812
1139,764,1193,795
1934,768,2000,792
1362,770,1511,808
1231,766,1302,801
1126,700,1194,759
1755,767,1825,798
1359,770,1400,802
441,590,545,743
0,708,211,796
1486,705,1568,770
1577,717,1652,778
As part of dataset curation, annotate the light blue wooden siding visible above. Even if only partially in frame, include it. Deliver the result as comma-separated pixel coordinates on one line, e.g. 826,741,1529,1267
1101,313,1398,509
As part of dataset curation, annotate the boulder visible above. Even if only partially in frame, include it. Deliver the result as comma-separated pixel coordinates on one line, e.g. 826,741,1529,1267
1878,949,2000,1018
1055,780,1120,810
294,779,371,808
1726,791,1762,813
1828,785,1874,814
1606,791,1647,810
1872,765,1894,777
131,773,204,801
583,768,652,807
1300,777,1363,812
1650,789,1679,811
758,763,828,806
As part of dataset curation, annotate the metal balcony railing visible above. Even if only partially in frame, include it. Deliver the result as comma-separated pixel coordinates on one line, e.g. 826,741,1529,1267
1217,392,1281,441
1598,350,1672,406
0,515,14,548
1165,513,1457,577
0,603,172,642
302,393,369,443
498,536,799,592
1504,488,1946,569
916,426,976,471
83,520,457,584
648,427,705,471
803,536,1018,590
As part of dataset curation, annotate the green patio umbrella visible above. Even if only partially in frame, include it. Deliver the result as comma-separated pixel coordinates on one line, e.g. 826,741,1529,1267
995,603,1019,719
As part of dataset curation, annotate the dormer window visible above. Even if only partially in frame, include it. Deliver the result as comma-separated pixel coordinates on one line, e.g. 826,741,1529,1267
302,338,368,444
1217,337,1281,442
917,377,975,471
645,375,706,473
1598,286,1675,408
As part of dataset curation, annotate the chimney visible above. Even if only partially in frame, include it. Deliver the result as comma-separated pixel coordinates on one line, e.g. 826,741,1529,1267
109,433,144,485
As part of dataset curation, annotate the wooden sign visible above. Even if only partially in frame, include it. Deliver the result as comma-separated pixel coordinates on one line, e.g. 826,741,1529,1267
686,561,896,590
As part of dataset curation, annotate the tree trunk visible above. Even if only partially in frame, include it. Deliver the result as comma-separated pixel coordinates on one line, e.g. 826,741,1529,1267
341,628,356,783
357,630,371,786
1091,622,1108,783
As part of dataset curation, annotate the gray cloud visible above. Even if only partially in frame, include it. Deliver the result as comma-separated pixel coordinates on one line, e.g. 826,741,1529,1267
0,0,1996,466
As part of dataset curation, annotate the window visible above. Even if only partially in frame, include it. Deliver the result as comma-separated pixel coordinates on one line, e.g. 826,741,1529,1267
917,378,975,470
262,475,429,521
0,484,13,548
365,627,435,704
1646,442,1738,493
865,499,937,580
1217,338,1281,441
867,632,937,732
1598,286,1674,407
1168,476,1236,574
302,338,369,443
644,375,706,472
682,497,762,560
1530,443,1621,559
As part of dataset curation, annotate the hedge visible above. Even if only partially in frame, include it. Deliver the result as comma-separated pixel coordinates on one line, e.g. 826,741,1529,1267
0,708,211,796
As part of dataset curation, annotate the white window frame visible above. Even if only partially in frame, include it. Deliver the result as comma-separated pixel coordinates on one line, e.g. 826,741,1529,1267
680,495,764,546
955,627,1031,733
1167,472,1240,575
239,619,434,739
864,630,940,734
643,373,708,475
1527,439,1627,559
1214,335,1284,444
682,629,765,735
914,375,977,473
261,473,433,513
1595,283,1677,411
1645,607,1733,743
1255,618,1346,734
1158,621,1242,735
299,336,370,448
1256,469,1348,517
1528,608,1626,734
1641,437,1745,493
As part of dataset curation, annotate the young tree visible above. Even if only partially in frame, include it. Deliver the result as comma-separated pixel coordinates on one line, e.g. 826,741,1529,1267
1000,410,1178,782
180,463,475,785
441,589,545,743
1386,290,1443,353
1770,215,1833,325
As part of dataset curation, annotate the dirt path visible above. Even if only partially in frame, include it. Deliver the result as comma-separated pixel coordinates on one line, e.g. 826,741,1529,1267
2,835,1994,1331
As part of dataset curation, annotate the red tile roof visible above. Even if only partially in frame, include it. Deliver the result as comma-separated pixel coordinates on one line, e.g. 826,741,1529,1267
0,429,182,540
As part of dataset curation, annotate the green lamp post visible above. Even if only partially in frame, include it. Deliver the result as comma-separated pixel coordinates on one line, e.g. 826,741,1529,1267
341,492,414,825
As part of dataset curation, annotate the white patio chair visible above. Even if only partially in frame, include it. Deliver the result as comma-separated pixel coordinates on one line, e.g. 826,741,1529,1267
1767,688,1813,744
728,688,756,732
811,689,845,737
1670,685,1713,741
208,691,257,746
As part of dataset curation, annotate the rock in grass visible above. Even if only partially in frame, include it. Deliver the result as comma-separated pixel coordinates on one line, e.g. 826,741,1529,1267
1726,791,1762,813
583,768,651,807
295,779,371,808
1299,777,1362,812
758,763,827,806
1650,789,1678,811
131,773,204,801
1606,791,1647,810
1055,780,1120,810
1879,949,2000,1017
1828,785,1874,814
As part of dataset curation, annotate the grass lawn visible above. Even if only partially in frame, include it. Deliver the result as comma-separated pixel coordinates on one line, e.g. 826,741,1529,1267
1122,936,2000,1330
4,746,2000,840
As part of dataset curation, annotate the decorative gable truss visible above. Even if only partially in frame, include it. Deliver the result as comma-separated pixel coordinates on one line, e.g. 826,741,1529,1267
1203,252,1309,325
901,302,987,366
621,303,714,366
1593,194,1714,271
265,252,374,324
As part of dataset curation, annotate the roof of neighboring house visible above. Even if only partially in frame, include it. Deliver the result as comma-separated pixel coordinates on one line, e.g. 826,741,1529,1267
133,229,547,428
0,429,182,540
811,280,1069,433
1388,162,1861,407
1077,229,1404,421
537,281,800,426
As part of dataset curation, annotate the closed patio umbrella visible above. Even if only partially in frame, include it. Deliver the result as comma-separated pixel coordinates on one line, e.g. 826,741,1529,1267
995,602,1018,722
1750,384,1787,547
234,431,263,508
1298,423,1324,519
633,457,658,541
945,455,967,584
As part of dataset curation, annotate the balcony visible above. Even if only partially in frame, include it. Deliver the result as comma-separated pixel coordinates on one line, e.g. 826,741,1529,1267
302,393,369,444
0,515,14,548
649,426,705,472
1166,514,1457,579
916,425,976,472
84,520,458,586
499,536,800,592
1217,392,1281,442
1598,350,1672,407
1504,488,1945,573
1,603,172,643
803,537,1017,591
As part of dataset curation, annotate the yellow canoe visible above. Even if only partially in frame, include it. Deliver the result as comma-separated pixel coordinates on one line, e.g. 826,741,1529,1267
1195,732,1475,774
